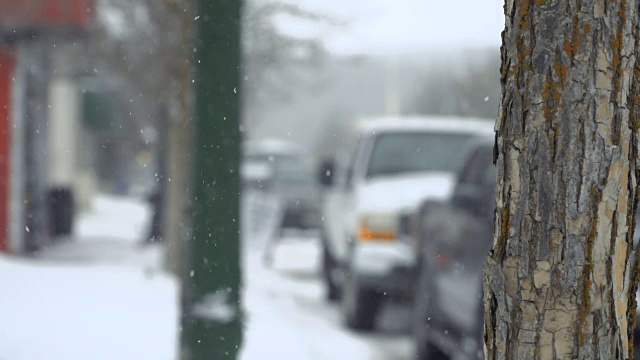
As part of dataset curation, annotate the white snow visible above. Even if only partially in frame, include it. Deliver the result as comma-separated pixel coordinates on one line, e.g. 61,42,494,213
0,195,178,360
241,237,413,360
0,192,414,360
75,195,151,242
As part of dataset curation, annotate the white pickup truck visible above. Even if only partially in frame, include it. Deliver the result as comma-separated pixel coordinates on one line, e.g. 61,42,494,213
318,117,493,331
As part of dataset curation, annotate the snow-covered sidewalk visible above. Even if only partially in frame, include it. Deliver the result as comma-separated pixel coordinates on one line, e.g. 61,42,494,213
0,195,179,360
1,192,412,360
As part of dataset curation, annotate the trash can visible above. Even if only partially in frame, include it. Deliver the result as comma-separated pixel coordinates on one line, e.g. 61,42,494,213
48,187,75,237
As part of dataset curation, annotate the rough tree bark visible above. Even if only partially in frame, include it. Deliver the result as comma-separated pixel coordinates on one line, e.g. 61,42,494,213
483,0,640,359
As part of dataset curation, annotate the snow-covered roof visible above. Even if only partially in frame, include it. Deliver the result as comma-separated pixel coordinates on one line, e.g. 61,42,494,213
356,115,495,136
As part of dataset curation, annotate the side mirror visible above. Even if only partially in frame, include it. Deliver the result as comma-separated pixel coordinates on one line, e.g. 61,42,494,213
318,159,335,187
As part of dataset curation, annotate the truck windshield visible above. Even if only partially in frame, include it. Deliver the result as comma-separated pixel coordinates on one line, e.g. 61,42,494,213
367,132,474,178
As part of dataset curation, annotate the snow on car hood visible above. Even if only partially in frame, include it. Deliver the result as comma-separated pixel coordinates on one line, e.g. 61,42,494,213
356,172,455,213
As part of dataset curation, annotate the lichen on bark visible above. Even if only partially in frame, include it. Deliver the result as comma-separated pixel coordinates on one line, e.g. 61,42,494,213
483,0,640,359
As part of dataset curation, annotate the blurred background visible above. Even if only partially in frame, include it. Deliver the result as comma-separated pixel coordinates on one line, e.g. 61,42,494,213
0,0,514,359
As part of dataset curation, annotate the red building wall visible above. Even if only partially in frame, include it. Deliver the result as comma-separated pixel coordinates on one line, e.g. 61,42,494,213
0,0,92,28
0,49,14,252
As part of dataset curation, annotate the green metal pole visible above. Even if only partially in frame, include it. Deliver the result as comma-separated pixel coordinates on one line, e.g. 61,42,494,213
182,0,243,359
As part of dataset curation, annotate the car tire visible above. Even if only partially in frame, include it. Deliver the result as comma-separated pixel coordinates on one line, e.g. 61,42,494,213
413,263,448,360
416,339,448,360
323,246,341,301
341,270,381,331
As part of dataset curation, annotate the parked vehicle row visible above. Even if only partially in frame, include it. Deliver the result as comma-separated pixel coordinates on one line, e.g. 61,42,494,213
412,137,640,360
241,118,640,360
317,117,494,340
412,138,495,359
316,117,498,359
316,117,640,360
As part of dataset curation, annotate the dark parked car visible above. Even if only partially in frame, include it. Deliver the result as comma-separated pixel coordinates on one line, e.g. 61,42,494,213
243,140,320,232
413,138,495,359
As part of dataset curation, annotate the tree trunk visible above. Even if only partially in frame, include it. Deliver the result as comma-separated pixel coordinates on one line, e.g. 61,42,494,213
163,0,193,281
483,1,640,359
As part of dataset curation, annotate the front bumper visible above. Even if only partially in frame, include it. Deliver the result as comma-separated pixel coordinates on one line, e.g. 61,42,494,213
351,241,416,294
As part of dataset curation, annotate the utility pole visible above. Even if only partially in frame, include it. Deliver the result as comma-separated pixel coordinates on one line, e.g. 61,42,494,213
182,0,243,359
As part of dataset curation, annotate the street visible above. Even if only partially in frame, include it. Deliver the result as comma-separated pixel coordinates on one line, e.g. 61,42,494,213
242,235,414,360
0,194,414,360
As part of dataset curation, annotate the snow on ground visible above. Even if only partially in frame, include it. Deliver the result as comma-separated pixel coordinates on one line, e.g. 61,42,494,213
0,256,177,360
241,235,414,360
0,195,178,360
39,196,161,269
0,192,412,360
74,195,151,241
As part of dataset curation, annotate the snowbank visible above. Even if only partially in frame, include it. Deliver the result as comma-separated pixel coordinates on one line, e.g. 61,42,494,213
0,194,178,360
0,254,178,360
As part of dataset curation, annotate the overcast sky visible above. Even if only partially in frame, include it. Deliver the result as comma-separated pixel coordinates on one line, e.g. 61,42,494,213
274,0,505,56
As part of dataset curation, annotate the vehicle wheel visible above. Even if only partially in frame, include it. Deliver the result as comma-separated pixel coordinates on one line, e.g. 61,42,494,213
323,246,340,301
341,270,381,331
414,303,448,360
416,339,448,360
413,264,447,359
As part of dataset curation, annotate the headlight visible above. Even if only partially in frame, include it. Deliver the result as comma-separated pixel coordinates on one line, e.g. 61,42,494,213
358,214,398,241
